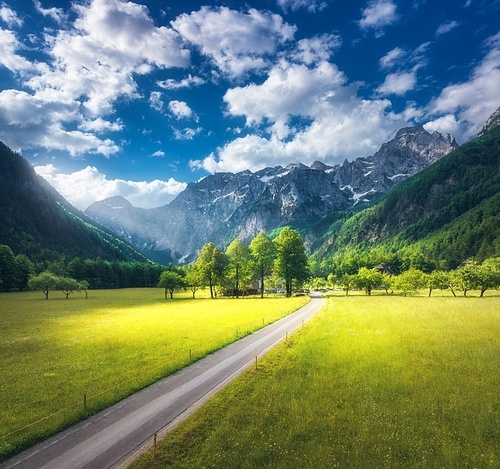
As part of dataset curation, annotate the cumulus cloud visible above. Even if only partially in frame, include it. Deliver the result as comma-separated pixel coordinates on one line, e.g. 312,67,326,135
376,71,417,96
192,59,408,173
359,0,399,37
34,0,66,24
168,100,194,120
35,164,187,210
292,33,342,65
0,0,189,157
426,31,500,142
171,6,296,77
149,91,164,112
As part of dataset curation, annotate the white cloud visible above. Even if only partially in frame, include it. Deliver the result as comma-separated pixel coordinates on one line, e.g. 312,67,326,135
35,164,187,210
157,74,205,90
168,100,194,120
0,0,190,157
224,61,346,133
78,117,124,133
151,150,165,157
426,31,500,142
436,20,459,36
171,6,296,77
359,0,399,37
292,33,342,65
149,91,164,112
193,58,408,173
376,71,417,96
276,0,329,13
379,47,405,69
0,3,22,27
34,0,66,24
173,127,203,140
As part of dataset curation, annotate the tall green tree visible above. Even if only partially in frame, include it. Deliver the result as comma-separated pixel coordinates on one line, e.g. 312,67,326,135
158,270,185,299
477,257,500,297
250,231,276,298
354,267,384,296
273,228,309,297
226,238,252,298
194,242,228,299
184,264,203,299
0,244,17,291
392,269,427,296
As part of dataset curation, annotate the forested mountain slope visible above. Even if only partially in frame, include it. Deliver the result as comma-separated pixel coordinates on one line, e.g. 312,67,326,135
317,122,500,268
0,142,147,263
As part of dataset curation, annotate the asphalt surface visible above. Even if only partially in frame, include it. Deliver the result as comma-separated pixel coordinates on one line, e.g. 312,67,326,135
2,293,324,469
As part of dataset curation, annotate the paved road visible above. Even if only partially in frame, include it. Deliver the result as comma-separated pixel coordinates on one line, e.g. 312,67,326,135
2,293,324,469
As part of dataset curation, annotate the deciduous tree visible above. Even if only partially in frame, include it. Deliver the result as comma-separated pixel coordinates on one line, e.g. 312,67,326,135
273,228,309,297
250,232,276,298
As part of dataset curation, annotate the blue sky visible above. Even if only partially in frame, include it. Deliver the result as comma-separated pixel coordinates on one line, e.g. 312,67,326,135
0,0,499,209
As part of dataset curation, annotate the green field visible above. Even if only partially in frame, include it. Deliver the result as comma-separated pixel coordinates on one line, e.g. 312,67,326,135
0,289,308,461
131,293,499,469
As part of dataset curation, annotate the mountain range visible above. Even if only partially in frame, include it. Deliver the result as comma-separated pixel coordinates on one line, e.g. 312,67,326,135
1,107,498,270
85,126,457,264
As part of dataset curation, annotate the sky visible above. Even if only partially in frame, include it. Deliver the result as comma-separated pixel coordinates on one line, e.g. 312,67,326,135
0,0,499,210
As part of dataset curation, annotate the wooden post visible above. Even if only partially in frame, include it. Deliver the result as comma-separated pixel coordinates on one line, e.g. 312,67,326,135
153,432,157,458
83,393,87,412
285,332,288,342
255,356,258,370
189,349,192,361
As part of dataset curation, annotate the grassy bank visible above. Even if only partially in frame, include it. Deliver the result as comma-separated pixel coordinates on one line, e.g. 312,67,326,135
131,293,499,468
0,289,308,461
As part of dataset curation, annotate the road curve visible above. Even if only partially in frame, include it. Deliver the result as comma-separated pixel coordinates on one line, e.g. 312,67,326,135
2,293,324,469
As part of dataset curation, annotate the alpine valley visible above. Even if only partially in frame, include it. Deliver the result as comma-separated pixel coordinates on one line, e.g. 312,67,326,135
1,107,499,271
85,125,458,264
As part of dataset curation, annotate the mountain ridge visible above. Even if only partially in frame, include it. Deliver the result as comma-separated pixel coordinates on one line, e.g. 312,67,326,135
85,125,458,264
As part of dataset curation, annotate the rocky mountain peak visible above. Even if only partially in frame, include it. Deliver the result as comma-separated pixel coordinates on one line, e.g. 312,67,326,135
479,106,500,137
85,125,459,264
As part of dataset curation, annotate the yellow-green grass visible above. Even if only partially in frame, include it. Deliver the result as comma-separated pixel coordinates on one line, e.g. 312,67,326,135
131,294,499,469
0,288,308,461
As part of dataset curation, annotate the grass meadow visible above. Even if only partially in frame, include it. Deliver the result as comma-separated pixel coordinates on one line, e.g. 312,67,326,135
0,288,308,461
131,292,499,469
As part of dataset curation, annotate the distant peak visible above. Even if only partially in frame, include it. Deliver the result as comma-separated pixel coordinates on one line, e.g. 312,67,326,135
101,196,133,209
394,125,428,138
310,161,332,171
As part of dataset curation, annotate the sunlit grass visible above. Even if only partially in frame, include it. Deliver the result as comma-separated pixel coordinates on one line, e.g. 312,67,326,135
0,288,308,461
131,293,499,469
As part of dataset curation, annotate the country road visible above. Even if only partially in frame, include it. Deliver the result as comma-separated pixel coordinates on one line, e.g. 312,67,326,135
1,293,324,469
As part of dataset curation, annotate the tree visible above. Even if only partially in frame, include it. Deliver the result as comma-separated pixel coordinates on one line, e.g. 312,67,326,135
14,254,34,290
226,239,252,297
477,257,500,297
28,271,60,299
0,244,17,291
158,271,185,299
452,260,481,297
273,228,309,297
59,276,82,299
427,270,450,297
355,267,384,296
184,264,203,299
392,269,427,296
194,242,228,299
338,273,357,296
250,231,276,298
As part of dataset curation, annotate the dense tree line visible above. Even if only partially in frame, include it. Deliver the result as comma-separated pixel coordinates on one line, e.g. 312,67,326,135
0,243,164,292
317,257,500,297
158,228,310,299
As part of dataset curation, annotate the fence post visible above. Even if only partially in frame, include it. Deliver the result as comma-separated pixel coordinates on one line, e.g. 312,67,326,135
255,356,258,370
153,432,157,458
83,393,87,412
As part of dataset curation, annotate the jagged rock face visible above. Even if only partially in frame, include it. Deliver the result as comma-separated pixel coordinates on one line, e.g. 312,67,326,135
85,126,458,264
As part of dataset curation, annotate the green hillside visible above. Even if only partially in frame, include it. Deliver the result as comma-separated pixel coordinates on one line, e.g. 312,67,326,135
0,142,148,264
315,125,500,270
